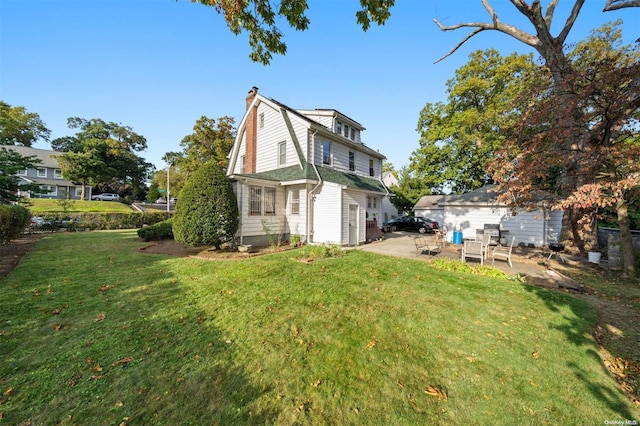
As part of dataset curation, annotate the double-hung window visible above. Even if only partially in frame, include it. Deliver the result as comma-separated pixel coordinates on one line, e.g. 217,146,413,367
54,169,63,179
264,188,276,215
278,141,286,166
37,168,46,178
249,185,262,216
349,151,355,172
369,159,374,177
291,189,300,215
322,141,331,165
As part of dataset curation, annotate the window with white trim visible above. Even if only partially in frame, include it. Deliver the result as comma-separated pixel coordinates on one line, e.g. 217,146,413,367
37,168,46,177
54,169,63,179
278,141,286,166
17,169,27,176
240,155,246,174
369,159,374,177
291,189,300,215
249,185,262,216
264,187,276,215
259,113,265,128
75,188,82,197
41,185,57,196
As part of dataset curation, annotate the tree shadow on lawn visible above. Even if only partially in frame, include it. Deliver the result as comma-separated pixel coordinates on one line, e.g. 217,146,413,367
522,283,637,418
0,235,277,425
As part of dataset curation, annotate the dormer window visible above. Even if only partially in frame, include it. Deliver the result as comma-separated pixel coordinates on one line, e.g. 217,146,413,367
336,121,342,135
343,124,349,138
350,128,355,141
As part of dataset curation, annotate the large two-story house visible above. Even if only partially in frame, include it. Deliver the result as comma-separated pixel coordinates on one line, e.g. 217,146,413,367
227,87,389,246
9,146,90,200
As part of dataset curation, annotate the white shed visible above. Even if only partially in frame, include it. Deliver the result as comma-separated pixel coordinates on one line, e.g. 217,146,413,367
424,185,563,247
413,195,445,227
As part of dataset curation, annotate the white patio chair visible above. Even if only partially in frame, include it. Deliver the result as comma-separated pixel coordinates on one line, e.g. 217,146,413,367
462,240,484,265
492,237,515,268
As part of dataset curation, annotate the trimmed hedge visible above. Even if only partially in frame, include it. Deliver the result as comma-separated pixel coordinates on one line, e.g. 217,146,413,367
30,212,170,232
137,219,174,241
0,204,31,244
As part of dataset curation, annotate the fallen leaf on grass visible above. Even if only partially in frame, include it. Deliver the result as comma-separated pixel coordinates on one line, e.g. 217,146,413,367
51,324,62,331
311,380,321,387
115,401,124,407
111,357,132,366
98,285,114,292
424,385,448,401
466,356,476,363
3,388,13,396
532,351,540,360
366,340,377,349
94,314,106,322
90,363,102,372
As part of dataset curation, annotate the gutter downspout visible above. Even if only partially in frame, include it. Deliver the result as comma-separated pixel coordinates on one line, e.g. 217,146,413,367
308,130,322,244
378,174,390,229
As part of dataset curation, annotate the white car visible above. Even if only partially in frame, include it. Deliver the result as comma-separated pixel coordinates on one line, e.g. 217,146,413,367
91,193,120,201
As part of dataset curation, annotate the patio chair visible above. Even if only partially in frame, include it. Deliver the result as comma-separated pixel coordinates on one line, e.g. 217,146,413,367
462,240,484,265
492,237,515,268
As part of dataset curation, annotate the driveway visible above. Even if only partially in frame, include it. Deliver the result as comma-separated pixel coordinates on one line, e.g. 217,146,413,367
357,231,585,291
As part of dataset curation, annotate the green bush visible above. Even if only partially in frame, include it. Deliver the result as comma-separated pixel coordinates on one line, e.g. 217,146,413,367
32,212,169,232
137,219,174,241
173,162,238,249
0,204,31,244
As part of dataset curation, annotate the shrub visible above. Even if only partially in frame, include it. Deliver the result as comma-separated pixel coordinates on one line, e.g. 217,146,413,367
173,162,239,249
0,204,31,244
137,219,174,241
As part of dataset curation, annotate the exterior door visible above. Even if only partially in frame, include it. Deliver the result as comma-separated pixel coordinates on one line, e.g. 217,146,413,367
349,204,359,246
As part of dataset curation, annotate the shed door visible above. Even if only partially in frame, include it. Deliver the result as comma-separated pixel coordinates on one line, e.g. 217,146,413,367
348,204,359,246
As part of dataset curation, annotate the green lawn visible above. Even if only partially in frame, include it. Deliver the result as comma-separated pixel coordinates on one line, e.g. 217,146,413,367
1,231,637,425
26,198,135,213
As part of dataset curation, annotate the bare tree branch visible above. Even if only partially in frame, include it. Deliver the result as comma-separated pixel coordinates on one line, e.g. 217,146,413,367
603,0,640,11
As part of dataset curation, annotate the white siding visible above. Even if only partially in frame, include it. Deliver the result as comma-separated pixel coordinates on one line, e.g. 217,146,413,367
343,190,367,245
311,182,343,244
255,103,290,172
285,184,308,242
443,205,561,247
232,132,247,174
311,135,381,179
415,207,445,228
237,181,287,241
381,196,399,224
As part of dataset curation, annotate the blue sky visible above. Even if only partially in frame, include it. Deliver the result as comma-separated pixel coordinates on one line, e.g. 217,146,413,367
1,1,637,172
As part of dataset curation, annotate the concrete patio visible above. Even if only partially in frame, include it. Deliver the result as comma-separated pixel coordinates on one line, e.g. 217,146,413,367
357,231,588,292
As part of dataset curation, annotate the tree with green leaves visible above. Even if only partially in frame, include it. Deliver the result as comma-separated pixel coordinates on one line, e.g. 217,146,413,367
409,49,539,195
154,116,236,196
189,1,636,65
0,101,50,202
0,148,43,203
172,161,239,249
0,101,50,147
53,118,152,200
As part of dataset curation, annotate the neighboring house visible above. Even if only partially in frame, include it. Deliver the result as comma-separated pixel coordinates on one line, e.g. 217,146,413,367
381,171,399,223
8,146,90,200
414,185,563,247
227,87,389,246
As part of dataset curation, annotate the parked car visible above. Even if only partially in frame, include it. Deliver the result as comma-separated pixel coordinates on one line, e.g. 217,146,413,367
91,193,120,201
30,216,48,227
382,216,439,234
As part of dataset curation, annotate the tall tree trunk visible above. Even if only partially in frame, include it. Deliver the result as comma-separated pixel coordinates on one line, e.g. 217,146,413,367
616,196,636,277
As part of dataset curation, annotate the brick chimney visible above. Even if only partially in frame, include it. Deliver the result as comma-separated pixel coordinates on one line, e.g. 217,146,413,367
245,87,258,174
